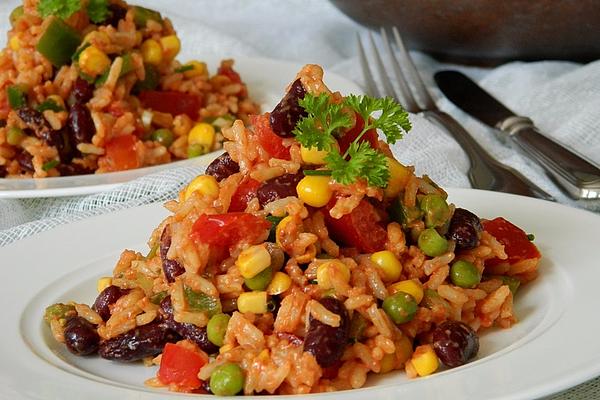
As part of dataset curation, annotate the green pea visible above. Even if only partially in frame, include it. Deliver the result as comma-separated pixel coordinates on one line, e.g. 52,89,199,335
244,266,273,291
450,260,481,288
150,129,174,147
210,363,245,396
187,143,208,158
382,291,418,324
43,303,76,324
419,194,451,228
418,228,448,257
6,127,24,146
207,313,231,347
9,6,24,27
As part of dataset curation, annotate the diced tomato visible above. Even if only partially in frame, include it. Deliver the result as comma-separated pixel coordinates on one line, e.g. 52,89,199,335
138,90,203,119
103,134,140,171
190,212,271,248
217,65,242,83
157,343,208,391
338,113,379,154
324,198,387,253
229,178,261,212
482,217,541,266
250,114,291,160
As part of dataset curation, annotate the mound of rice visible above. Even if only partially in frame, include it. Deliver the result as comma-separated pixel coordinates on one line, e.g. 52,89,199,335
44,64,541,395
0,0,259,178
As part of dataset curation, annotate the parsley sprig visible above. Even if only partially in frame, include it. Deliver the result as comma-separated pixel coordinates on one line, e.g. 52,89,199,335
293,93,411,187
38,0,110,24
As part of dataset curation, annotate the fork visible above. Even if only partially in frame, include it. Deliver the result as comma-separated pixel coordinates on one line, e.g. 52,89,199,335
358,27,555,201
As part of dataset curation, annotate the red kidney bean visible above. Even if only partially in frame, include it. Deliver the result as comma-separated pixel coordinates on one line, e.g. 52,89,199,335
17,107,51,141
64,316,100,356
98,321,177,362
0,165,7,178
446,208,483,251
159,296,219,354
159,227,185,283
56,163,93,176
104,4,127,27
92,285,130,321
304,297,350,367
205,152,239,182
67,103,95,144
269,78,307,137
16,151,34,172
256,173,304,207
432,320,479,368
71,78,95,104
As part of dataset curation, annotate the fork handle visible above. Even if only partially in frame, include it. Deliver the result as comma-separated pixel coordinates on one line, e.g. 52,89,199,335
423,110,554,201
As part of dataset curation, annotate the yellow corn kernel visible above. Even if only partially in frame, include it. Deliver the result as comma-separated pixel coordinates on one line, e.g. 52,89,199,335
188,122,215,149
267,272,292,295
141,39,163,65
184,175,219,201
384,157,412,198
379,353,396,374
47,94,65,109
236,245,271,279
396,335,414,365
183,60,207,78
97,277,112,293
160,35,181,60
300,145,329,165
296,176,332,208
9,36,20,51
237,291,268,314
78,45,111,77
410,344,439,377
370,250,403,282
257,349,270,361
316,260,351,289
388,279,424,304
135,31,143,45
275,216,293,247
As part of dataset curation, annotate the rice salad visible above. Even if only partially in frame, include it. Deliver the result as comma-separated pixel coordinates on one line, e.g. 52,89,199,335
0,0,259,178
44,64,542,395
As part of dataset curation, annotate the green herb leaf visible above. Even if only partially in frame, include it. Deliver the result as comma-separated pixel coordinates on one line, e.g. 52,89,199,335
184,286,222,317
293,93,352,150
326,141,389,187
175,65,195,73
37,0,81,20
343,95,411,144
87,0,109,24
36,99,64,113
303,169,332,176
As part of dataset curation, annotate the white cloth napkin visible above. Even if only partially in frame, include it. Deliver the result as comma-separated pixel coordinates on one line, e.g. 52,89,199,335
0,1,599,397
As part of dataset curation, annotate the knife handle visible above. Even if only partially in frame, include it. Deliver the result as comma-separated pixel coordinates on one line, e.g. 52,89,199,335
499,116,600,199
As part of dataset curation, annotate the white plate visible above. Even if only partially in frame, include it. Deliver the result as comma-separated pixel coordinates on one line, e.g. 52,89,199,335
0,56,362,199
2,189,600,399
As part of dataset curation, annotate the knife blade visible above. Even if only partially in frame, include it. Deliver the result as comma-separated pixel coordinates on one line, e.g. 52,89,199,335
434,70,600,200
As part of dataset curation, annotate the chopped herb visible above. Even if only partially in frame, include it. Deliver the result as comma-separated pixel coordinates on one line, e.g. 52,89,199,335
37,0,81,20
292,93,411,188
150,291,168,305
87,0,109,24
42,159,59,171
175,65,195,73
184,286,222,317
527,233,535,241
6,85,27,109
36,99,64,113
303,169,332,176
266,214,284,242
308,279,318,285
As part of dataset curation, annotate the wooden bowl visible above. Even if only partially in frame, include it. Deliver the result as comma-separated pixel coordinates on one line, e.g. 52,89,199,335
330,0,600,64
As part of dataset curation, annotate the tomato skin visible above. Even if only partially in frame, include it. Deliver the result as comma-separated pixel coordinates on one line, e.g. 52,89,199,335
190,212,271,248
338,113,379,155
138,90,202,119
324,198,387,253
103,134,140,171
251,114,291,160
229,178,261,212
157,343,208,391
482,217,541,266
217,65,241,83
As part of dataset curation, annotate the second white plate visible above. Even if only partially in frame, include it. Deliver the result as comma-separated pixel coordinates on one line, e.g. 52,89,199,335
0,56,362,199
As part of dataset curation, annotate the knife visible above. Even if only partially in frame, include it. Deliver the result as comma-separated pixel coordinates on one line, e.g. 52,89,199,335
434,70,600,200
